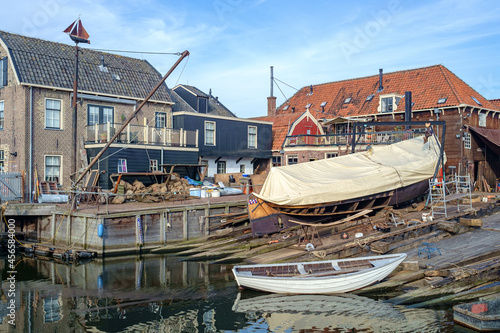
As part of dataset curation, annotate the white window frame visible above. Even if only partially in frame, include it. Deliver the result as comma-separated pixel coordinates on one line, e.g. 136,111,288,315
216,160,226,174
287,155,298,165
464,132,471,149
155,112,166,128
0,100,4,130
205,121,216,146
479,113,486,127
118,159,127,173
44,155,62,185
248,125,257,149
0,150,4,172
88,105,114,125
272,155,282,167
45,98,62,129
378,94,403,113
325,152,338,159
149,159,158,171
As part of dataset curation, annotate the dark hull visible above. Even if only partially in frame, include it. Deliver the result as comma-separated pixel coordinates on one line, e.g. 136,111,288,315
453,299,500,332
250,180,428,237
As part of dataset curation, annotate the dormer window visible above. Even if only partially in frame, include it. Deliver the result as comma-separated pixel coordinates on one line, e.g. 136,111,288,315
471,96,482,106
378,94,403,113
198,97,208,113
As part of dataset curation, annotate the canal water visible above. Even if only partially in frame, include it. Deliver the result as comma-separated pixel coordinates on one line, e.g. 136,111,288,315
1,254,474,332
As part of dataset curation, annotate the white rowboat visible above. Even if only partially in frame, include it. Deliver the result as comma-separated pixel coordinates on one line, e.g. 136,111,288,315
232,253,407,294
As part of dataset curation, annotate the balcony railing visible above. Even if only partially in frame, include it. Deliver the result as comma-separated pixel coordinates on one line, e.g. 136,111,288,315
85,123,198,148
283,129,426,148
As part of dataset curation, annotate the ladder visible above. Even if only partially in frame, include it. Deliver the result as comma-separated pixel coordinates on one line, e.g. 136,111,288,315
428,174,472,219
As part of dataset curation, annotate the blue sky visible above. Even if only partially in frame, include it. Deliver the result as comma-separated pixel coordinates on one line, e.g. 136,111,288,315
1,0,500,118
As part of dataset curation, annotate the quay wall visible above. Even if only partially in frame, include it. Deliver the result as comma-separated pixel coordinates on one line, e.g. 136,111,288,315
6,200,247,256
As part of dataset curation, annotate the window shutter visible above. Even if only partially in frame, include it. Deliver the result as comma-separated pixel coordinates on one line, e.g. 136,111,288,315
0,58,7,86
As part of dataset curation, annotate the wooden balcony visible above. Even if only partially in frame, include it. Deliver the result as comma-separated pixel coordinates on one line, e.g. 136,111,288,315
85,123,198,148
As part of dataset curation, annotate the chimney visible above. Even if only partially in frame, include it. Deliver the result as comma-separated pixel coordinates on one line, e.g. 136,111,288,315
378,68,383,92
268,66,277,116
267,96,277,116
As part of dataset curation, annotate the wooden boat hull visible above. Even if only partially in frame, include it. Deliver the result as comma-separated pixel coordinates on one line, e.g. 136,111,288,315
232,253,407,294
249,181,427,237
453,298,500,332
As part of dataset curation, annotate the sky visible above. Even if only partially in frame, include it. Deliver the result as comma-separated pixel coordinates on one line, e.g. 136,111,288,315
1,0,500,118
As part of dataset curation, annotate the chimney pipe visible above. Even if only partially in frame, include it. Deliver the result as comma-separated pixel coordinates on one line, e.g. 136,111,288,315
378,68,383,92
270,66,274,97
405,91,412,129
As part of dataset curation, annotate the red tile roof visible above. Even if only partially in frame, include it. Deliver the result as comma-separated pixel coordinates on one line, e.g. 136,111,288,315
276,65,498,117
253,65,500,150
490,99,500,109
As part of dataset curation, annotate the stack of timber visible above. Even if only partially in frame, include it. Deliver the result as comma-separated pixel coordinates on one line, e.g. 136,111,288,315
110,173,198,204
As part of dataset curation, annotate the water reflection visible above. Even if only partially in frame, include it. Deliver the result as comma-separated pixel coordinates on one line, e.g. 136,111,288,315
233,292,448,332
1,255,454,332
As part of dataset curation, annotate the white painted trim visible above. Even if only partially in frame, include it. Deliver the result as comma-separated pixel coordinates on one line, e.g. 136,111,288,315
288,109,325,136
248,125,257,149
83,143,199,152
44,154,63,186
204,120,216,146
44,97,64,130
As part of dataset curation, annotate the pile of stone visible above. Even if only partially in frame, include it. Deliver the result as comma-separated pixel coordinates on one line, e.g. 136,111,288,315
111,173,199,204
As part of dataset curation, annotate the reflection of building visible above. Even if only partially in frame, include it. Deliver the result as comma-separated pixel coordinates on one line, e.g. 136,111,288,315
258,65,500,189
43,296,62,323
0,256,246,332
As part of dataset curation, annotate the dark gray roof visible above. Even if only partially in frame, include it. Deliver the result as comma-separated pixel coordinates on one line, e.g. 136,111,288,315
172,84,236,117
207,92,236,117
0,30,171,102
181,84,209,98
169,89,196,112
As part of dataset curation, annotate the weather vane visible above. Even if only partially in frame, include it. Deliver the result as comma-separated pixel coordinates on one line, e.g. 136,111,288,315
63,17,90,44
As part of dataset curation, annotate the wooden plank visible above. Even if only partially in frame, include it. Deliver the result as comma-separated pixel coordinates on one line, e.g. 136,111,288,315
113,174,123,194
289,209,373,227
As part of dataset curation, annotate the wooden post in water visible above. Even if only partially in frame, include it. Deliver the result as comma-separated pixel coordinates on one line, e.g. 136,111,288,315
183,209,188,240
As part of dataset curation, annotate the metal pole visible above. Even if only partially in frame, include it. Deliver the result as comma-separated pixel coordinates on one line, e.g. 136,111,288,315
74,50,190,187
270,66,273,97
72,44,79,181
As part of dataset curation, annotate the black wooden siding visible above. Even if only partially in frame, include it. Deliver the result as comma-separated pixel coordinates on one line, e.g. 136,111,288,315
87,147,198,189
174,114,272,158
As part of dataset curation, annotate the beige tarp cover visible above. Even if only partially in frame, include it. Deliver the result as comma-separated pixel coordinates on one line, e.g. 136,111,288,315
254,136,444,206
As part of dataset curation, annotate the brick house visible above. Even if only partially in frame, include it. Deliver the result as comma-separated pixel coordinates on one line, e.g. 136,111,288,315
257,65,500,189
0,30,197,196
